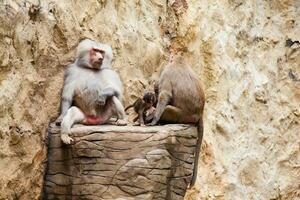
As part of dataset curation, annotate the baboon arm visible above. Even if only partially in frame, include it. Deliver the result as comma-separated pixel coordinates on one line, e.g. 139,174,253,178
97,87,120,106
149,90,172,125
112,96,126,119
101,87,120,98
61,99,72,116
138,107,145,125
55,99,72,125
59,75,75,121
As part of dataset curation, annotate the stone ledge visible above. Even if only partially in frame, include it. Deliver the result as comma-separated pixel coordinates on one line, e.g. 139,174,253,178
43,123,197,200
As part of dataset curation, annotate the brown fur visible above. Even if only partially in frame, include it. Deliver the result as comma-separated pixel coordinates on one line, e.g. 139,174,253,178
125,91,157,125
149,52,205,187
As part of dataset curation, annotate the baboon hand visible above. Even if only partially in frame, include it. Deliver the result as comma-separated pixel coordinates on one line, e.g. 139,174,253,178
148,120,158,126
115,119,127,126
55,115,63,126
61,134,74,144
133,121,140,126
97,95,106,106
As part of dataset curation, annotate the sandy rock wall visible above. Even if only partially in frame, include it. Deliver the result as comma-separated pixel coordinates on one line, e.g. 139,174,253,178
0,0,299,199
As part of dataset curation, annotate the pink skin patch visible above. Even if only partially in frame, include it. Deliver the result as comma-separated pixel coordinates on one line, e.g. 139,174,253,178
84,116,105,125
82,101,114,125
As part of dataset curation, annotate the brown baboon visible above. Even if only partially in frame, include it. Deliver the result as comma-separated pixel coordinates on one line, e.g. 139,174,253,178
149,51,205,187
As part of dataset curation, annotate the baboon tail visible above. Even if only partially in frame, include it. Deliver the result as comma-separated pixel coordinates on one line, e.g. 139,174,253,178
125,104,134,112
189,117,204,188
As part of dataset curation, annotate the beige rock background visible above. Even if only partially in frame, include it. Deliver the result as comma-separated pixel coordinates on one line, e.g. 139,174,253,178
0,0,299,199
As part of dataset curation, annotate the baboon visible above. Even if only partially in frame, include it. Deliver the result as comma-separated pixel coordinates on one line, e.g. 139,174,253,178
149,51,205,187
125,91,157,126
56,39,126,144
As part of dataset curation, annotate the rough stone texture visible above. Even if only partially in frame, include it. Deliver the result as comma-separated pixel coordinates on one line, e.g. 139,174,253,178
0,0,299,200
43,123,197,200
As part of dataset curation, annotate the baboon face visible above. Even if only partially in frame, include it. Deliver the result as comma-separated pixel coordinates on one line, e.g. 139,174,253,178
89,48,105,69
143,92,156,107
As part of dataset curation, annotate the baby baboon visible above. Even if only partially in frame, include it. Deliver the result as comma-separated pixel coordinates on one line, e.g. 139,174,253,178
125,91,157,126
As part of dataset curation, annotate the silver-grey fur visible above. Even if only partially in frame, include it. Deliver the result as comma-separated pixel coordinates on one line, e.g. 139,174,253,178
57,39,126,144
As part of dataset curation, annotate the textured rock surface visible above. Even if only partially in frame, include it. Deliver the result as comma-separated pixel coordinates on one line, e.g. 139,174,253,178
44,124,197,200
0,0,299,200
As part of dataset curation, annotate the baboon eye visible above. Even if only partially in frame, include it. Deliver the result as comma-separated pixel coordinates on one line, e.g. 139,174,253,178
93,48,105,54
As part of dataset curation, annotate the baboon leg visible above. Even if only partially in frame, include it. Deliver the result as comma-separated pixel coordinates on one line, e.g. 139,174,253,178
149,91,171,125
160,105,199,124
144,107,156,124
133,115,138,122
112,96,126,119
61,106,85,144
138,107,145,126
